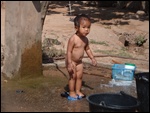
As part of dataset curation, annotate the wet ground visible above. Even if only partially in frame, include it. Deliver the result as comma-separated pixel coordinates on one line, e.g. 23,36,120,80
1,62,138,112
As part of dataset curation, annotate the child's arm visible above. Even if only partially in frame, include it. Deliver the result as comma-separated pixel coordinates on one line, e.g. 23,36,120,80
66,37,74,73
85,44,97,66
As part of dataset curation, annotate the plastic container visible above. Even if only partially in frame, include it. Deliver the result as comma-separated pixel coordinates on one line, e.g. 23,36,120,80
112,64,136,81
135,72,149,112
125,63,136,70
86,91,140,112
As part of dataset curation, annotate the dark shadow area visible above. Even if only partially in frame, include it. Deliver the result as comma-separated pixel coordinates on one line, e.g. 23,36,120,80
32,1,41,12
64,84,69,92
46,1,149,25
82,81,94,90
100,20,129,26
42,53,54,64
54,63,68,79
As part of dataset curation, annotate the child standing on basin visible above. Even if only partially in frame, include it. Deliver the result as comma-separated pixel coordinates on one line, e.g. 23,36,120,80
65,14,97,100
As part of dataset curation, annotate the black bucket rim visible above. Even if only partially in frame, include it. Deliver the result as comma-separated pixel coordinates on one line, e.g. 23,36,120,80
86,91,140,110
135,72,149,82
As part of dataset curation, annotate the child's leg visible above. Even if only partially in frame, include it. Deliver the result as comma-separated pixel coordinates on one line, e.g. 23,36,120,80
75,63,84,96
68,62,77,98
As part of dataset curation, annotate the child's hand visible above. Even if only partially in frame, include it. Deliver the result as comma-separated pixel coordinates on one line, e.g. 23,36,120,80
91,58,97,66
67,63,74,74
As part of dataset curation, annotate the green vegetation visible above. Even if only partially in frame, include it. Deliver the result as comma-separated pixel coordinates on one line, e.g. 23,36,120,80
94,50,116,55
94,47,133,58
116,51,132,58
134,34,147,46
90,39,109,46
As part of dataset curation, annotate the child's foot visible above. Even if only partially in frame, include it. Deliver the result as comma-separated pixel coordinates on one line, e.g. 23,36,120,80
76,92,86,99
69,92,78,98
77,94,86,99
76,91,84,97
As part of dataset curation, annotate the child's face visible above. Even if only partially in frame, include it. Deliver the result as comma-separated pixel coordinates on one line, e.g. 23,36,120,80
76,19,91,37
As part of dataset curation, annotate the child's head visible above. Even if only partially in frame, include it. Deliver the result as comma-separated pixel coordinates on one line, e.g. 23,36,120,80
74,14,91,27
74,14,91,37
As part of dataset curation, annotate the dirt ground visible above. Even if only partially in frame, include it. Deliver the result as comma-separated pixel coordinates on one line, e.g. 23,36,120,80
41,1,149,71
1,1,149,112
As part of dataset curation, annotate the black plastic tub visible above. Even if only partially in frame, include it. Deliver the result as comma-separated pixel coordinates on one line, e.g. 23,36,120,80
86,91,140,112
135,72,149,112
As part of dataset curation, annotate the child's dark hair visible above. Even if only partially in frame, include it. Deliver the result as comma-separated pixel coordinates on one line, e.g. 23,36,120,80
74,14,91,27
